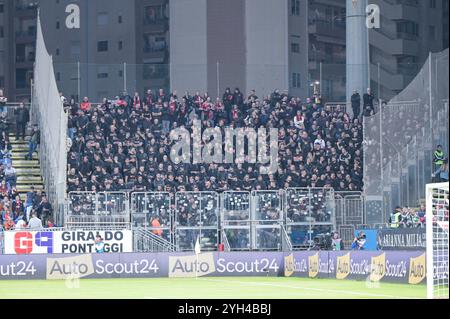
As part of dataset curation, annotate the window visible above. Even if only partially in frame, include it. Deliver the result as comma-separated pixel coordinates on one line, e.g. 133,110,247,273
292,73,301,88
397,21,419,36
430,0,436,8
118,41,123,50
144,5,167,24
56,72,61,81
97,66,109,79
56,21,60,29
0,26,4,38
56,48,60,56
0,4,4,13
97,41,108,52
291,0,300,16
97,12,108,26
118,70,123,77
118,15,122,24
291,42,300,53
143,33,166,52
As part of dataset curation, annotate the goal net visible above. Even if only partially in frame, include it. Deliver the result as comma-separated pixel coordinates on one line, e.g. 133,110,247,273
426,183,449,299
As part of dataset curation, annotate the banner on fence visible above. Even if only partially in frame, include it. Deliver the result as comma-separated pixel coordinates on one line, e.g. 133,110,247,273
3,230,133,255
0,251,429,284
283,251,426,284
377,228,426,251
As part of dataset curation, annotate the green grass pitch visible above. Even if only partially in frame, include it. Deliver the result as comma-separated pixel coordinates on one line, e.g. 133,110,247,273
0,277,426,299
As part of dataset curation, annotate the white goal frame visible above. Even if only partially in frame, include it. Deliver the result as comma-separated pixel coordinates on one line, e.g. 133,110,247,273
426,183,449,299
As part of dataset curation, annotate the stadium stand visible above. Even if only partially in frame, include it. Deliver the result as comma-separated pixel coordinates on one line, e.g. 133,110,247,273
0,100,48,230
66,89,364,194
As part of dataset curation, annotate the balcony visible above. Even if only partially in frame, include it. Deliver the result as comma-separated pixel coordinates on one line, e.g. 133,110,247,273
309,19,345,38
15,55,35,65
370,28,419,56
143,20,169,33
15,29,36,44
14,2,38,17
380,1,419,21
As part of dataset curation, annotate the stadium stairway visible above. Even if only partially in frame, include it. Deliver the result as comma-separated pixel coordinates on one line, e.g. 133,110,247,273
9,133,44,197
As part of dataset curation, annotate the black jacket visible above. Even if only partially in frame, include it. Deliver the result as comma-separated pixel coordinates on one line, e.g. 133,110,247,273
14,107,30,123
351,93,361,108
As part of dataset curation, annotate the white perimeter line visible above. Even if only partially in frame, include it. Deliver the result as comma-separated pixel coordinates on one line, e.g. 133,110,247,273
199,278,419,299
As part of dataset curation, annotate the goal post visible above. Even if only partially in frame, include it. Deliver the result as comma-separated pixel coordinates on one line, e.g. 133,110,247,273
426,183,449,299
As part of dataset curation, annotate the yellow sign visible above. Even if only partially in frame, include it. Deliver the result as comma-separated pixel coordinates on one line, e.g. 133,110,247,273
370,253,386,282
308,253,319,278
336,253,351,280
409,253,426,284
284,254,295,277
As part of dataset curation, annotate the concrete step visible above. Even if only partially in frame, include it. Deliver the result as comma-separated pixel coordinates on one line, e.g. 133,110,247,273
12,145,30,151
14,168,42,176
17,185,45,193
11,154,39,160
8,135,31,141
16,180,44,186
10,161,40,168
17,175,43,182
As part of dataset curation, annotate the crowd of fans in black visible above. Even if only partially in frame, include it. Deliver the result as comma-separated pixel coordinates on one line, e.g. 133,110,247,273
67,88,365,196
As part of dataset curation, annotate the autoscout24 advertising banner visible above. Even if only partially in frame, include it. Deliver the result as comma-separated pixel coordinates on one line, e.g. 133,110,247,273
3,230,133,255
0,251,431,284
283,251,428,284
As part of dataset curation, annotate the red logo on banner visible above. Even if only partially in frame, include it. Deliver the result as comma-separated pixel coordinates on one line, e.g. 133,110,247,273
14,232,33,254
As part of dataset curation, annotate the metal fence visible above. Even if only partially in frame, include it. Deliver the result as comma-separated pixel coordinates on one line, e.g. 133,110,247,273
251,190,284,251
31,13,67,226
221,191,251,250
66,191,130,229
284,188,335,249
62,188,365,251
334,191,365,248
130,192,172,242
174,192,220,251
363,49,449,224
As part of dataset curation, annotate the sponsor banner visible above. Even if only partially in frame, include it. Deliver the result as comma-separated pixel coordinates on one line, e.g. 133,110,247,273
47,254,95,280
213,252,283,277
336,253,351,280
3,230,133,255
354,229,378,251
285,251,427,284
377,228,426,251
169,253,216,278
408,253,426,284
0,251,430,284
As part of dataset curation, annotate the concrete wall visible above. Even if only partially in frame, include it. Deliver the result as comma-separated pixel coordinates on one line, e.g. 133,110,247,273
206,0,246,99
170,0,208,94
244,0,289,97
38,0,137,101
288,0,309,98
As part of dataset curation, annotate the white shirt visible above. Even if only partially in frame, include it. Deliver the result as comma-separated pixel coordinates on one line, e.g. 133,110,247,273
15,219,27,229
314,138,325,149
5,167,16,177
28,217,43,230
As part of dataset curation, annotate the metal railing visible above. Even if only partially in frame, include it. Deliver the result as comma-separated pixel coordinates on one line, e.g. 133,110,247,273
280,226,293,252
221,230,231,252
133,228,177,252
63,188,368,251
